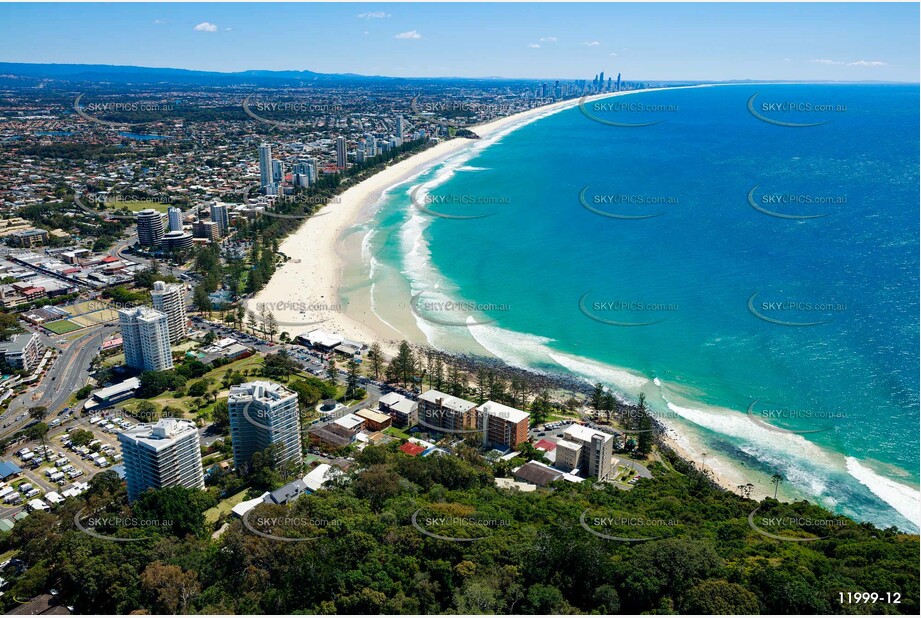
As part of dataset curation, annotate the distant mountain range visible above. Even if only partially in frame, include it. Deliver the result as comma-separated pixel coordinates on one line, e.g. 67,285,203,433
0,62,544,87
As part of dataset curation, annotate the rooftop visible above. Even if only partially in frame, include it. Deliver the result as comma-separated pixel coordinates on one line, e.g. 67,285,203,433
563,424,613,445
119,418,198,451
477,400,530,424
418,389,477,413
513,460,563,487
228,380,295,404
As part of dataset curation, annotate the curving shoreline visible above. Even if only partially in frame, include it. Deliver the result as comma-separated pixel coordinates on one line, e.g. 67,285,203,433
252,85,754,493
252,90,649,356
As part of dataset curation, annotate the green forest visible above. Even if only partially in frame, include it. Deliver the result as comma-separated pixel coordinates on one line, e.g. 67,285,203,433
1,443,917,615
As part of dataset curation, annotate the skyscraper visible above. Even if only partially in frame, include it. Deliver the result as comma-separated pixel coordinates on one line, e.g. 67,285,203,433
119,418,205,502
335,136,347,169
363,135,376,157
272,159,283,183
616,73,621,92
229,381,303,473
292,161,313,187
210,202,229,236
396,115,404,140
119,306,174,372
167,207,182,232
258,143,273,188
150,280,187,344
136,209,165,247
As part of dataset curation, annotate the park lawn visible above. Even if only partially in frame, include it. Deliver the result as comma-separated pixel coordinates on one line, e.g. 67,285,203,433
204,488,250,525
119,355,268,417
102,352,126,367
384,426,411,440
202,354,265,385
45,319,83,334
0,548,19,562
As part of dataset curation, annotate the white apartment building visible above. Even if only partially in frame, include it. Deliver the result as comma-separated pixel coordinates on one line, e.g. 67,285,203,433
150,280,187,344
229,381,303,473
118,418,204,502
119,306,174,372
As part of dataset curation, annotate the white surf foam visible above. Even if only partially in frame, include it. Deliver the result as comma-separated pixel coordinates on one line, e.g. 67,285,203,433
846,457,920,528
548,351,649,393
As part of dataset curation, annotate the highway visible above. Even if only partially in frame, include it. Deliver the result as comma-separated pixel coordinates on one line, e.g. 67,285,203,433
1,324,116,439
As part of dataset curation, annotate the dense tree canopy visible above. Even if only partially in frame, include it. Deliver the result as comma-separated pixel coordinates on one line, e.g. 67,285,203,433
0,444,917,615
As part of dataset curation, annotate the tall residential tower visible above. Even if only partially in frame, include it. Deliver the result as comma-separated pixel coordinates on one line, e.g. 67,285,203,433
119,306,173,372
119,418,205,501
150,281,187,344
229,381,303,473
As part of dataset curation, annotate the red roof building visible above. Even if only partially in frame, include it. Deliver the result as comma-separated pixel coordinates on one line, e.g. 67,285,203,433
399,442,426,457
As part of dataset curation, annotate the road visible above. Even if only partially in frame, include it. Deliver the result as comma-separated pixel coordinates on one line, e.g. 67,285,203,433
1,324,116,439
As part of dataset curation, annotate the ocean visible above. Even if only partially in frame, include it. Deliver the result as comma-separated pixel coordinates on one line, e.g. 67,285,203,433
353,83,920,531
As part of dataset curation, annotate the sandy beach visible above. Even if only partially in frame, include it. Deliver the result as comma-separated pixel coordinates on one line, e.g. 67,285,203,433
251,91,629,357
250,85,750,495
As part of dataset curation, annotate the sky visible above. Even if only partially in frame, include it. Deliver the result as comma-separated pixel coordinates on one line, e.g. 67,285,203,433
0,2,918,81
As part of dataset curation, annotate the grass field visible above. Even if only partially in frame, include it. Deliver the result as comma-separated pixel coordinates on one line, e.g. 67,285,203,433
45,319,82,334
204,489,250,524
384,426,411,440
107,200,170,213
67,300,105,315
120,355,267,416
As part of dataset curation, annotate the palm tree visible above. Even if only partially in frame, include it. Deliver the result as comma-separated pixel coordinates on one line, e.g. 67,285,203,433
771,473,783,499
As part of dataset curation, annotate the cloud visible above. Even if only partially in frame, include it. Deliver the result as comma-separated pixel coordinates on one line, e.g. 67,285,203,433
153,19,166,25
359,12,391,19
608,52,618,56
539,36,557,42
812,58,888,67
528,43,540,48
583,41,600,47
395,30,422,39
194,22,218,32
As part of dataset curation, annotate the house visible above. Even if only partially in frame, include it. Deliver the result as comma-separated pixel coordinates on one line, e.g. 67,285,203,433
264,479,308,505
303,463,339,492
231,492,271,518
5,593,72,615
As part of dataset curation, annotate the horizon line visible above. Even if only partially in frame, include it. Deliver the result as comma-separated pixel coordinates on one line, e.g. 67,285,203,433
1,60,917,85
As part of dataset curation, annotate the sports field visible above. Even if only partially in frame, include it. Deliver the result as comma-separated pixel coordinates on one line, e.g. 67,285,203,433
45,319,82,334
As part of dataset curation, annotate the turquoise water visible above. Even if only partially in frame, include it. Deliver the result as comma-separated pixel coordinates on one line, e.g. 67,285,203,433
363,84,920,531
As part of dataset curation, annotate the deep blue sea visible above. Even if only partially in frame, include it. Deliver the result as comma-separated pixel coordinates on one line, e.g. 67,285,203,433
362,84,920,531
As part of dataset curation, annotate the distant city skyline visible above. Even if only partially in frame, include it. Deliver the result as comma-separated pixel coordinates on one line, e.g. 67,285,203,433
0,2,918,82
